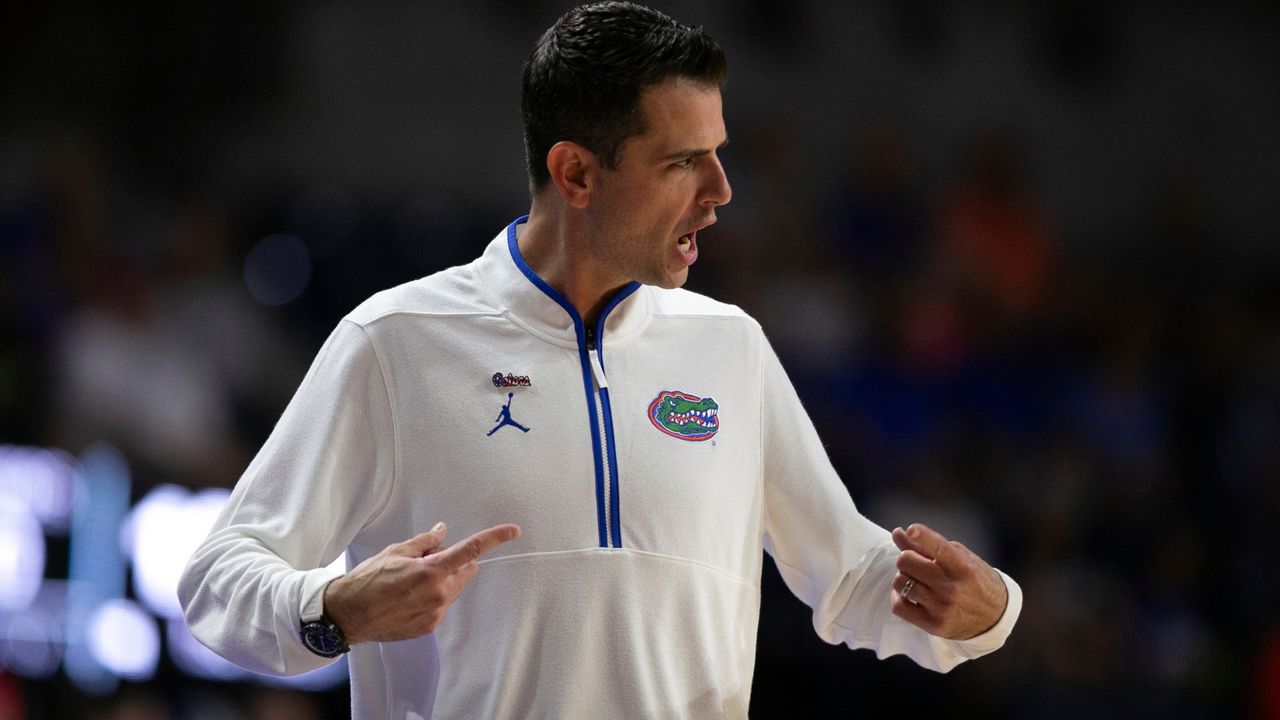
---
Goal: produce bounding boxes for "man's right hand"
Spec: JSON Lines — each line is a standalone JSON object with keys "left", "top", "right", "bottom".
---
{"left": 322, "top": 522, "right": 521, "bottom": 645}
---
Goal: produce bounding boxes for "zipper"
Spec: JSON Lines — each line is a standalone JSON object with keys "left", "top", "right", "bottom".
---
{"left": 588, "top": 325, "right": 624, "bottom": 548}
{"left": 504, "top": 217, "right": 635, "bottom": 550}
{"left": 585, "top": 328, "right": 614, "bottom": 547}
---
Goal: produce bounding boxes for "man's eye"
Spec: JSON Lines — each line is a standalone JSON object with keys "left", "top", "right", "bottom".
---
{"left": 674, "top": 157, "right": 695, "bottom": 169}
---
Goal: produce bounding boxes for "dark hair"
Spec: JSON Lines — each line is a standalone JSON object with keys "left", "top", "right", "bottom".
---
{"left": 521, "top": 1, "right": 727, "bottom": 190}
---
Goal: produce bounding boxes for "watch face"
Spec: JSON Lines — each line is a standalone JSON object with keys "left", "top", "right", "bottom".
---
{"left": 301, "top": 622, "right": 346, "bottom": 657}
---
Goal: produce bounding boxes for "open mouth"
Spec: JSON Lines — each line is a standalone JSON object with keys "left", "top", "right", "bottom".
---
{"left": 676, "top": 230, "right": 698, "bottom": 264}
{"left": 676, "top": 217, "right": 716, "bottom": 266}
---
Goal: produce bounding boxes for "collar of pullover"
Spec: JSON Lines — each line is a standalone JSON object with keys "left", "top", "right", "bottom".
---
{"left": 477, "top": 216, "right": 651, "bottom": 350}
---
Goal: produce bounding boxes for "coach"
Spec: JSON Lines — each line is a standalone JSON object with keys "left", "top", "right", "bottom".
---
{"left": 179, "top": 3, "right": 1021, "bottom": 718}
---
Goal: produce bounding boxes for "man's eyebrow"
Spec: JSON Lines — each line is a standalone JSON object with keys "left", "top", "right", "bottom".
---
{"left": 661, "top": 137, "right": 730, "bottom": 162}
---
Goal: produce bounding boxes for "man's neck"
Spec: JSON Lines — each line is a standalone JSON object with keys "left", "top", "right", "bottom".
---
{"left": 517, "top": 202, "right": 630, "bottom": 328}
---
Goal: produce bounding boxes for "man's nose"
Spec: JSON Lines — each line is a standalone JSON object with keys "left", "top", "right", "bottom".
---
{"left": 701, "top": 156, "right": 732, "bottom": 208}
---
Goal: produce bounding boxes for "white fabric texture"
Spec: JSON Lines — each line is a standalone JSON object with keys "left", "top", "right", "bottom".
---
{"left": 179, "top": 218, "right": 1022, "bottom": 719}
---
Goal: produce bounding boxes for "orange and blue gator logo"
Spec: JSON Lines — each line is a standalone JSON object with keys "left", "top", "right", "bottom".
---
{"left": 647, "top": 390, "right": 719, "bottom": 442}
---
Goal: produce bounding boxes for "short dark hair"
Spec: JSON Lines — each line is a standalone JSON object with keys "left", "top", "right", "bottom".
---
{"left": 521, "top": 1, "right": 728, "bottom": 190}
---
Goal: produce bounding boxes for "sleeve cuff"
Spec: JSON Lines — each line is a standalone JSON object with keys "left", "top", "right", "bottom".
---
{"left": 298, "top": 566, "right": 345, "bottom": 623}
{"left": 954, "top": 568, "right": 1023, "bottom": 657}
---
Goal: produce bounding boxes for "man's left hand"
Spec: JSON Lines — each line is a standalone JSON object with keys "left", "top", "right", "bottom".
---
{"left": 888, "top": 523, "right": 1008, "bottom": 641}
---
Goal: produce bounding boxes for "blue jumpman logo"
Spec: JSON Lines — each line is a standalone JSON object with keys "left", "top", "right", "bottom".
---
{"left": 487, "top": 392, "right": 531, "bottom": 436}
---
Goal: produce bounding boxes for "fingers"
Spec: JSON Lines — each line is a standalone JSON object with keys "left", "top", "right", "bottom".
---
{"left": 457, "top": 560, "right": 479, "bottom": 583}
{"left": 891, "top": 571, "right": 936, "bottom": 607}
{"left": 890, "top": 571, "right": 948, "bottom": 634}
{"left": 891, "top": 586, "right": 938, "bottom": 632}
{"left": 894, "top": 523, "right": 966, "bottom": 575}
{"left": 889, "top": 525, "right": 1011, "bottom": 640}
{"left": 893, "top": 524, "right": 950, "bottom": 560}
{"left": 891, "top": 526, "right": 924, "bottom": 555}
{"left": 416, "top": 522, "right": 520, "bottom": 636}
{"left": 419, "top": 561, "right": 481, "bottom": 635}
{"left": 892, "top": 525, "right": 947, "bottom": 585}
{"left": 397, "top": 522, "right": 448, "bottom": 557}
{"left": 431, "top": 524, "right": 522, "bottom": 573}
{"left": 896, "top": 548, "right": 946, "bottom": 586}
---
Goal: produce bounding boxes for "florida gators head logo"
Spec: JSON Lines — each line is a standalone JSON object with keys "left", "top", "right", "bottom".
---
{"left": 648, "top": 390, "right": 719, "bottom": 442}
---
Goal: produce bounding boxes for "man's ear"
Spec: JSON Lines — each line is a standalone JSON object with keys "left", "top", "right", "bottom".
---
{"left": 546, "top": 141, "right": 594, "bottom": 209}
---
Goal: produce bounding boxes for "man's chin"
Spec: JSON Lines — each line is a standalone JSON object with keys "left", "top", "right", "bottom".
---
{"left": 627, "top": 262, "right": 689, "bottom": 290}
{"left": 651, "top": 268, "right": 689, "bottom": 290}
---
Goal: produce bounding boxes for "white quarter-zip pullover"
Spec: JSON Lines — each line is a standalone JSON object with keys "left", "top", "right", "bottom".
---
{"left": 180, "top": 217, "right": 1022, "bottom": 719}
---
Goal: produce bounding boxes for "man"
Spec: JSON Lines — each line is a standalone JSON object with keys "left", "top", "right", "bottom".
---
{"left": 179, "top": 3, "right": 1022, "bottom": 718}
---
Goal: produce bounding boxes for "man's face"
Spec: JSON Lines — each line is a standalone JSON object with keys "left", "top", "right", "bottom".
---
{"left": 584, "top": 78, "right": 732, "bottom": 290}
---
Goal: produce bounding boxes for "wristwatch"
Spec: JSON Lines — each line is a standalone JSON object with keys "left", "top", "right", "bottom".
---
{"left": 300, "top": 615, "right": 350, "bottom": 658}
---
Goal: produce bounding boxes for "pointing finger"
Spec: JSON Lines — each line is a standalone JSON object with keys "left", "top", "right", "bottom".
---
{"left": 398, "top": 522, "right": 448, "bottom": 557}
{"left": 432, "top": 524, "right": 522, "bottom": 573}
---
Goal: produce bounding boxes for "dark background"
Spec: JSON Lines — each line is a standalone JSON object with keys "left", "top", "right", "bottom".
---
{"left": 2, "top": 1, "right": 1279, "bottom": 718}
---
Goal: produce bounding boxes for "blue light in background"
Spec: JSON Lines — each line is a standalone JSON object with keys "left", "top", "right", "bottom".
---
{"left": 63, "top": 443, "right": 131, "bottom": 695}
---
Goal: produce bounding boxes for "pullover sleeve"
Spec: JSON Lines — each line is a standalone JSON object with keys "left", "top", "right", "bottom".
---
{"left": 178, "top": 319, "right": 397, "bottom": 676}
{"left": 758, "top": 335, "right": 1021, "bottom": 672}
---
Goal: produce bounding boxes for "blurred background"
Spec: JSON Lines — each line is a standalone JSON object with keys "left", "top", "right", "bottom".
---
{"left": 2, "top": 0, "right": 1279, "bottom": 718}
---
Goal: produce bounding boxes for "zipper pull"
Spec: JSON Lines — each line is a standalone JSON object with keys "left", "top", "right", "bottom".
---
{"left": 588, "top": 352, "right": 609, "bottom": 389}
{"left": 584, "top": 329, "right": 608, "bottom": 389}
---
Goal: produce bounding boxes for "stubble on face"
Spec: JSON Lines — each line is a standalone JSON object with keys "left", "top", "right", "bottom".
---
{"left": 584, "top": 191, "right": 692, "bottom": 291}
{"left": 584, "top": 79, "right": 729, "bottom": 292}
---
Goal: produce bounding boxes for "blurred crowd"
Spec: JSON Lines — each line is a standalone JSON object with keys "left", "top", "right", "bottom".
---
{"left": 3, "top": 1, "right": 1279, "bottom": 718}
{"left": 716, "top": 120, "right": 1280, "bottom": 719}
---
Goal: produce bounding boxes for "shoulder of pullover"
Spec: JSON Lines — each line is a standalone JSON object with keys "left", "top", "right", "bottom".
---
{"left": 646, "top": 287, "right": 758, "bottom": 326}
{"left": 344, "top": 259, "right": 494, "bottom": 327}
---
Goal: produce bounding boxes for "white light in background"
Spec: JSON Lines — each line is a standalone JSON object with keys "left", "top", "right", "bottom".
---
{"left": 127, "top": 484, "right": 348, "bottom": 685}
{"left": 85, "top": 599, "right": 159, "bottom": 681}
{"left": 244, "top": 233, "right": 312, "bottom": 306}
{"left": 123, "top": 486, "right": 230, "bottom": 618}
{"left": 0, "top": 497, "right": 44, "bottom": 611}
{"left": 0, "top": 440, "right": 354, "bottom": 691}
{"left": 0, "top": 445, "right": 75, "bottom": 532}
